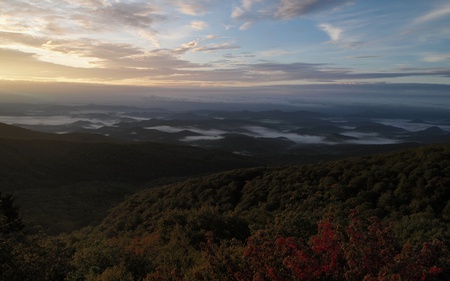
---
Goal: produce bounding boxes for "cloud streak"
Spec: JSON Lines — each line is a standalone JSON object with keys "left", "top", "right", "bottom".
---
{"left": 1, "top": 0, "right": 168, "bottom": 47}
{"left": 319, "top": 23, "right": 342, "bottom": 42}
{"left": 0, "top": 0, "right": 449, "bottom": 88}
{"left": 231, "top": 0, "right": 353, "bottom": 29}
{"left": 275, "top": 0, "right": 352, "bottom": 20}
{"left": 2, "top": 46, "right": 450, "bottom": 86}
{"left": 414, "top": 3, "right": 450, "bottom": 24}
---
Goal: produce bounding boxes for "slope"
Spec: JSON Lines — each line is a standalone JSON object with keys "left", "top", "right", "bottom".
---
{"left": 99, "top": 143, "right": 450, "bottom": 243}
{"left": 58, "top": 143, "right": 450, "bottom": 280}
{"left": 0, "top": 123, "right": 259, "bottom": 233}
{"left": 4, "top": 143, "right": 449, "bottom": 280}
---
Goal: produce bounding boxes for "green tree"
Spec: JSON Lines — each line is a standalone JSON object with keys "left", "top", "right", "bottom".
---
{"left": 0, "top": 192, "right": 23, "bottom": 234}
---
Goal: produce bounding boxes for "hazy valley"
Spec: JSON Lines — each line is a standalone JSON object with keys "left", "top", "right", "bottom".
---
{"left": 0, "top": 102, "right": 449, "bottom": 280}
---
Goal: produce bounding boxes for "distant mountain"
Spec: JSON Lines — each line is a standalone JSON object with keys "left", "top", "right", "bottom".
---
{"left": 191, "top": 133, "right": 297, "bottom": 155}
{"left": 402, "top": 126, "right": 450, "bottom": 143}
{"left": 353, "top": 123, "right": 408, "bottom": 134}
{"left": 208, "top": 109, "right": 329, "bottom": 121}
{"left": 415, "top": 126, "right": 448, "bottom": 136}
{"left": 2, "top": 105, "right": 449, "bottom": 280}
{"left": 3, "top": 107, "right": 450, "bottom": 156}
{"left": 0, "top": 122, "right": 115, "bottom": 143}
{"left": 0, "top": 123, "right": 259, "bottom": 233}
{"left": 289, "top": 125, "right": 345, "bottom": 135}
{"left": 0, "top": 125, "right": 258, "bottom": 189}
{"left": 324, "top": 133, "right": 359, "bottom": 142}
{"left": 408, "top": 119, "right": 427, "bottom": 124}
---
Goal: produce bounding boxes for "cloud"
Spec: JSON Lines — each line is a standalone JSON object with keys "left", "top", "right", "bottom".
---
{"left": 238, "top": 22, "right": 254, "bottom": 31}
{"left": 2, "top": 43, "right": 450, "bottom": 87}
{"left": 0, "top": 46, "right": 208, "bottom": 83}
{"left": 414, "top": 3, "right": 450, "bottom": 24}
{"left": 0, "top": 0, "right": 168, "bottom": 47}
{"left": 259, "top": 49, "right": 298, "bottom": 57}
{"left": 176, "top": 35, "right": 226, "bottom": 54}
{"left": 317, "top": 22, "right": 365, "bottom": 49}
{"left": 421, "top": 53, "right": 450, "bottom": 63}
{"left": 319, "top": 23, "right": 342, "bottom": 42}
{"left": 347, "top": 55, "right": 383, "bottom": 59}
{"left": 242, "top": 0, "right": 263, "bottom": 10}
{"left": 231, "top": 4, "right": 260, "bottom": 30}
{"left": 275, "top": 0, "right": 352, "bottom": 20}
{"left": 231, "top": 0, "right": 353, "bottom": 30}
{"left": 181, "top": 40, "right": 200, "bottom": 49}
{"left": 192, "top": 41, "right": 240, "bottom": 53}
{"left": 243, "top": 62, "right": 450, "bottom": 82}
{"left": 170, "top": 0, "right": 218, "bottom": 16}
{"left": 190, "top": 21, "right": 208, "bottom": 30}
{"left": 41, "top": 39, "right": 143, "bottom": 61}
{"left": 0, "top": 31, "right": 48, "bottom": 47}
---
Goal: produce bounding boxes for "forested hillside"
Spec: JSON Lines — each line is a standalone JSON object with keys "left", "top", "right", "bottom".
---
{"left": 1, "top": 144, "right": 448, "bottom": 280}
{"left": 0, "top": 123, "right": 258, "bottom": 233}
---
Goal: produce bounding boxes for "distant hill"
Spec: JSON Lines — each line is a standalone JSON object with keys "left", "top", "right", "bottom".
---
{"left": 0, "top": 122, "right": 117, "bottom": 143}
{"left": 0, "top": 123, "right": 258, "bottom": 191}
{"left": 0, "top": 123, "right": 259, "bottom": 233}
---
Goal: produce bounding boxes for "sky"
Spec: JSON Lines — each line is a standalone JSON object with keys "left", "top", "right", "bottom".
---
{"left": 0, "top": 0, "right": 450, "bottom": 105}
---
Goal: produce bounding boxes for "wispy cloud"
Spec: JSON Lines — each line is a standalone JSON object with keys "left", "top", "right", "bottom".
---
{"left": 192, "top": 41, "right": 240, "bottom": 53}
{"left": 348, "top": 55, "right": 382, "bottom": 59}
{"left": 2, "top": 45, "right": 450, "bottom": 86}
{"left": 421, "top": 53, "right": 450, "bottom": 63}
{"left": 170, "top": 0, "right": 218, "bottom": 16}
{"left": 275, "top": 0, "right": 352, "bottom": 20}
{"left": 259, "top": 49, "right": 299, "bottom": 57}
{"left": 0, "top": 0, "right": 168, "bottom": 47}
{"left": 190, "top": 21, "right": 208, "bottom": 30}
{"left": 319, "top": 23, "right": 342, "bottom": 42}
{"left": 414, "top": 3, "right": 450, "bottom": 24}
{"left": 1, "top": 1, "right": 449, "bottom": 87}
{"left": 231, "top": 0, "right": 352, "bottom": 30}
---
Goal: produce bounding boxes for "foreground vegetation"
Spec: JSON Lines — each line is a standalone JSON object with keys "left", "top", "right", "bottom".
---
{"left": 1, "top": 143, "right": 449, "bottom": 280}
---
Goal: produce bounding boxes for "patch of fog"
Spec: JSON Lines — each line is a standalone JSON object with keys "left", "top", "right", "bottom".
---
{"left": 260, "top": 119, "right": 282, "bottom": 124}
{"left": 244, "top": 126, "right": 326, "bottom": 144}
{"left": 373, "top": 119, "right": 450, "bottom": 132}
{"left": 342, "top": 131, "right": 382, "bottom": 138}
{"left": 0, "top": 115, "right": 78, "bottom": 126}
{"left": 82, "top": 123, "right": 104, "bottom": 129}
{"left": 233, "top": 151, "right": 252, "bottom": 156}
{"left": 341, "top": 131, "right": 399, "bottom": 145}
{"left": 119, "top": 115, "right": 152, "bottom": 121}
{"left": 325, "top": 117, "right": 347, "bottom": 123}
{"left": 145, "top": 125, "right": 184, "bottom": 133}
{"left": 182, "top": 135, "right": 225, "bottom": 142}
{"left": 145, "top": 125, "right": 227, "bottom": 136}
{"left": 0, "top": 115, "right": 121, "bottom": 127}
{"left": 286, "top": 133, "right": 327, "bottom": 144}
{"left": 348, "top": 138, "right": 400, "bottom": 145}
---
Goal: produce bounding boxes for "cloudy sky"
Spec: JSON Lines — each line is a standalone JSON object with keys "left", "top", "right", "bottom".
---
{"left": 0, "top": 0, "right": 450, "bottom": 104}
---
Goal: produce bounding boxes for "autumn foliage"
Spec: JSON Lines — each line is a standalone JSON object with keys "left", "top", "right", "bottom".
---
{"left": 2, "top": 144, "right": 450, "bottom": 280}
{"left": 199, "top": 211, "right": 449, "bottom": 281}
